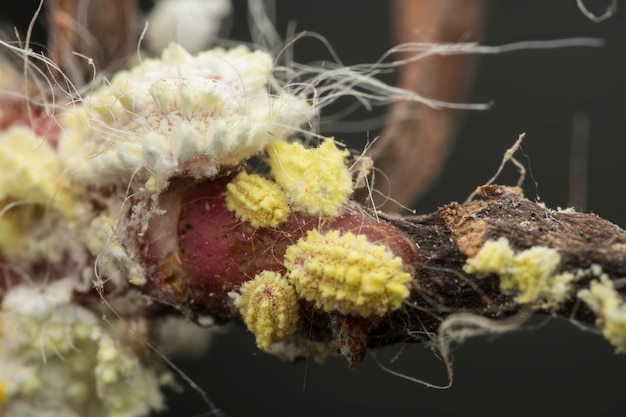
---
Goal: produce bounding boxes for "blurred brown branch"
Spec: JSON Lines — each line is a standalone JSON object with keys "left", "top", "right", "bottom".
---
{"left": 47, "top": 0, "right": 139, "bottom": 84}
{"left": 367, "top": 0, "right": 485, "bottom": 211}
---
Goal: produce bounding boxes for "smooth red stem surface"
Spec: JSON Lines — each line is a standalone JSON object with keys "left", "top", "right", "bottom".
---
{"left": 144, "top": 177, "right": 419, "bottom": 316}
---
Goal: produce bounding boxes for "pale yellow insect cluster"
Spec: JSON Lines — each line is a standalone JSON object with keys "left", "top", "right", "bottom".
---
{"left": 0, "top": 126, "right": 81, "bottom": 262}
{"left": 234, "top": 229, "right": 412, "bottom": 349}
{"left": 224, "top": 171, "right": 290, "bottom": 228}
{"left": 225, "top": 137, "right": 354, "bottom": 227}
{"left": 0, "top": 279, "right": 165, "bottom": 417}
{"left": 235, "top": 271, "right": 300, "bottom": 350}
{"left": 0, "top": 127, "right": 74, "bottom": 214}
{"left": 268, "top": 138, "right": 353, "bottom": 217}
{"left": 464, "top": 237, "right": 575, "bottom": 306}
{"left": 285, "top": 229, "right": 411, "bottom": 316}
{"left": 229, "top": 137, "right": 409, "bottom": 347}
{"left": 578, "top": 274, "right": 626, "bottom": 353}
{"left": 0, "top": 37, "right": 398, "bottom": 414}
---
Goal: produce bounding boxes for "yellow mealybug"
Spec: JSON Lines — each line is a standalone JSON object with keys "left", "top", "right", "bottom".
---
{"left": 0, "top": 126, "right": 75, "bottom": 216}
{"left": 235, "top": 271, "right": 300, "bottom": 350}
{"left": 464, "top": 237, "right": 574, "bottom": 305}
{"left": 285, "top": 229, "right": 411, "bottom": 317}
{"left": 267, "top": 138, "right": 353, "bottom": 217}
{"left": 0, "top": 127, "right": 80, "bottom": 260}
{"left": 578, "top": 275, "right": 626, "bottom": 353}
{"left": 225, "top": 171, "right": 291, "bottom": 228}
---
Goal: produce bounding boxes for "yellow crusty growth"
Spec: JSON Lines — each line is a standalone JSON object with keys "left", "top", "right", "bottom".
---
{"left": 0, "top": 127, "right": 75, "bottom": 215}
{"left": 0, "top": 280, "right": 165, "bottom": 417}
{"left": 285, "top": 229, "right": 411, "bottom": 316}
{"left": 578, "top": 275, "right": 626, "bottom": 353}
{"left": 225, "top": 171, "right": 290, "bottom": 227}
{"left": 235, "top": 271, "right": 300, "bottom": 350}
{"left": 0, "top": 127, "right": 79, "bottom": 260}
{"left": 464, "top": 237, "right": 575, "bottom": 305}
{"left": 267, "top": 138, "right": 353, "bottom": 217}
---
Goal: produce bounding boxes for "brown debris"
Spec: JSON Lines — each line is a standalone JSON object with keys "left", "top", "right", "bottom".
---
{"left": 439, "top": 200, "right": 488, "bottom": 257}
{"left": 439, "top": 185, "right": 524, "bottom": 256}
{"left": 329, "top": 313, "right": 379, "bottom": 369}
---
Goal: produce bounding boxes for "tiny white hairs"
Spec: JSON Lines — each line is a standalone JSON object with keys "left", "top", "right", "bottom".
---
{"left": 576, "top": 0, "right": 617, "bottom": 23}
{"left": 145, "top": 0, "right": 232, "bottom": 54}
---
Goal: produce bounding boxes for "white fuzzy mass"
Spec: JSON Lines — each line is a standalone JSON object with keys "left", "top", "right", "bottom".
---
{"left": 58, "top": 44, "right": 315, "bottom": 191}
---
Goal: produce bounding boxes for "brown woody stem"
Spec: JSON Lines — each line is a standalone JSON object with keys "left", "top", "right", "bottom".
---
{"left": 271, "top": 185, "right": 626, "bottom": 367}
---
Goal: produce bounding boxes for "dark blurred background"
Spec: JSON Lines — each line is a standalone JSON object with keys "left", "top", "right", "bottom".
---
{"left": 3, "top": 1, "right": 626, "bottom": 416}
